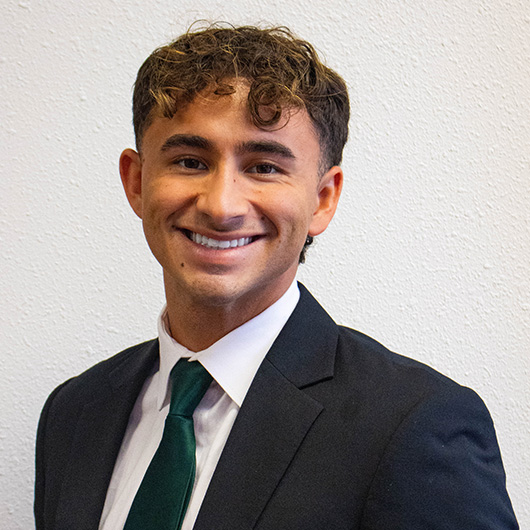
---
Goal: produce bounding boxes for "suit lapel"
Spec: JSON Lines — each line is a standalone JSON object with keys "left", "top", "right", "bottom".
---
{"left": 54, "top": 340, "right": 158, "bottom": 530}
{"left": 194, "top": 285, "right": 338, "bottom": 530}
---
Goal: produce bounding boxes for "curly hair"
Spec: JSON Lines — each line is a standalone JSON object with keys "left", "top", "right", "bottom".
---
{"left": 132, "top": 23, "right": 350, "bottom": 261}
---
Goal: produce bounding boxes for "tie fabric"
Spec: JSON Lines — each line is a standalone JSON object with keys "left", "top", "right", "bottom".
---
{"left": 124, "top": 359, "right": 213, "bottom": 530}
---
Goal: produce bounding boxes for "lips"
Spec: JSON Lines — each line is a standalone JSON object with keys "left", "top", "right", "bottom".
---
{"left": 184, "top": 229, "right": 255, "bottom": 250}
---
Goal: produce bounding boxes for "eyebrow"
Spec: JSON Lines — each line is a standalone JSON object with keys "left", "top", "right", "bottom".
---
{"left": 160, "top": 134, "right": 212, "bottom": 152}
{"left": 236, "top": 140, "right": 296, "bottom": 160}
{"left": 160, "top": 134, "right": 295, "bottom": 160}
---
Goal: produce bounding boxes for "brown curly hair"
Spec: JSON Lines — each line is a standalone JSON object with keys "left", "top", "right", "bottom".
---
{"left": 132, "top": 23, "right": 350, "bottom": 261}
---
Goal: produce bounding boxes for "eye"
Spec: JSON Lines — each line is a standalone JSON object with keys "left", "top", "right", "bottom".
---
{"left": 175, "top": 157, "right": 207, "bottom": 170}
{"left": 247, "top": 163, "right": 279, "bottom": 175}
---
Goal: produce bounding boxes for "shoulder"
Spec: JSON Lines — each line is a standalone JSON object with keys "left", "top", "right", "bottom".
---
{"left": 36, "top": 339, "right": 159, "bottom": 467}
{"left": 296, "top": 284, "right": 465, "bottom": 398}
{"left": 322, "top": 327, "right": 517, "bottom": 527}
{"left": 294, "top": 284, "right": 476, "bottom": 416}
{"left": 334, "top": 324, "right": 465, "bottom": 400}
{"left": 333, "top": 328, "right": 518, "bottom": 528}
{"left": 301, "top": 321, "right": 486, "bottom": 452}
{"left": 40, "top": 339, "right": 158, "bottom": 418}
{"left": 316, "top": 324, "right": 497, "bottom": 460}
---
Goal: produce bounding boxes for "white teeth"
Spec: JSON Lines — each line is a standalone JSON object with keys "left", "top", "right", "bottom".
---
{"left": 189, "top": 231, "right": 252, "bottom": 249}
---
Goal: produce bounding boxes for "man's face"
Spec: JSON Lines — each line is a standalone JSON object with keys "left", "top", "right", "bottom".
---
{"left": 120, "top": 84, "right": 342, "bottom": 316}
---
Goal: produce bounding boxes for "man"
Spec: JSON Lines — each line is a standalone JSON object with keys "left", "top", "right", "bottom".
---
{"left": 35, "top": 24, "right": 518, "bottom": 529}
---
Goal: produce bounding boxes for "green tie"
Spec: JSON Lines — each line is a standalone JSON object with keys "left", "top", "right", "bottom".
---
{"left": 124, "top": 359, "right": 213, "bottom": 530}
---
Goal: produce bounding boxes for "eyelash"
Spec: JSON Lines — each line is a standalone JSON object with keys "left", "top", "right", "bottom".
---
{"left": 172, "top": 157, "right": 283, "bottom": 176}
{"left": 174, "top": 157, "right": 207, "bottom": 170}
{"left": 247, "top": 163, "right": 280, "bottom": 175}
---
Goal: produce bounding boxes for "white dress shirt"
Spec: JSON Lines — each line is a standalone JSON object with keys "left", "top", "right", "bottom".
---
{"left": 99, "top": 281, "right": 300, "bottom": 530}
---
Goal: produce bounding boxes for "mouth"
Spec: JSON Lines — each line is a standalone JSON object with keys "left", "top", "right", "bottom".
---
{"left": 183, "top": 229, "right": 257, "bottom": 250}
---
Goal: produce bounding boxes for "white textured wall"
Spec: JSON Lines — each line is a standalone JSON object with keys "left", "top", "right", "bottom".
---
{"left": 2, "top": 0, "right": 528, "bottom": 527}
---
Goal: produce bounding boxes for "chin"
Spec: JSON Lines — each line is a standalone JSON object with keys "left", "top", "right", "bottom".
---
{"left": 184, "top": 277, "right": 248, "bottom": 306}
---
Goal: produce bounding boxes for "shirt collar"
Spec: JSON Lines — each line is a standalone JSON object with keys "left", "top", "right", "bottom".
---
{"left": 156, "top": 280, "right": 300, "bottom": 409}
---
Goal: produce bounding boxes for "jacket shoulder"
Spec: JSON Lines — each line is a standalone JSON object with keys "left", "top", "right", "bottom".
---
{"left": 38, "top": 338, "right": 158, "bottom": 434}
{"left": 335, "top": 325, "right": 464, "bottom": 397}
{"left": 333, "top": 328, "right": 519, "bottom": 528}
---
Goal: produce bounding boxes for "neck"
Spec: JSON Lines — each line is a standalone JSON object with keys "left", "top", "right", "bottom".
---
{"left": 164, "top": 303, "right": 250, "bottom": 352}
{"left": 163, "top": 277, "right": 294, "bottom": 352}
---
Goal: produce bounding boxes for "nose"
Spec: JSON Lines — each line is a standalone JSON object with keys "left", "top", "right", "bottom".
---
{"left": 195, "top": 164, "right": 249, "bottom": 227}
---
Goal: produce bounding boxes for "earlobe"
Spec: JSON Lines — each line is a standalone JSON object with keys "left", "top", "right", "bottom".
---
{"left": 308, "top": 166, "right": 343, "bottom": 237}
{"left": 119, "top": 148, "right": 143, "bottom": 219}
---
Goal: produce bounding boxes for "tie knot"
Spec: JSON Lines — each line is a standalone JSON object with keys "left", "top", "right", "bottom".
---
{"left": 168, "top": 359, "right": 213, "bottom": 417}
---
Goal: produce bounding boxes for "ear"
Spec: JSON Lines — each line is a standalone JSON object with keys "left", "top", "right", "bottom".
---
{"left": 119, "top": 148, "right": 143, "bottom": 219}
{"left": 308, "top": 166, "right": 343, "bottom": 237}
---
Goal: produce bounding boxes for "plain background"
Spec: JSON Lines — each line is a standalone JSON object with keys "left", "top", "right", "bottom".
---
{"left": 1, "top": 0, "right": 528, "bottom": 527}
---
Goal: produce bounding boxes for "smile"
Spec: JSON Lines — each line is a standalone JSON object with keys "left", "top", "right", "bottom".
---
{"left": 184, "top": 230, "right": 255, "bottom": 250}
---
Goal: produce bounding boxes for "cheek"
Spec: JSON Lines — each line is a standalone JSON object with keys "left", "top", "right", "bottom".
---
{"left": 269, "top": 198, "right": 315, "bottom": 240}
{"left": 277, "top": 189, "right": 317, "bottom": 222}
{"left": 143, "top": 183, "right": 185, "bottom": 218}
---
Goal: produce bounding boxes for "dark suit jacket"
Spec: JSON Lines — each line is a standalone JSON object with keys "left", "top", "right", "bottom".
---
{"left": 35, "top": 284, "right": 518, "bottom": 529}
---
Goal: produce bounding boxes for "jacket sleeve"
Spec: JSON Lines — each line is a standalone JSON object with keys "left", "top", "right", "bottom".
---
{"left": 361, "top": 385, "right": 519, "bottom": 529}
